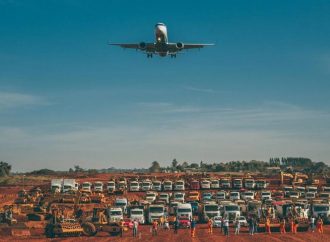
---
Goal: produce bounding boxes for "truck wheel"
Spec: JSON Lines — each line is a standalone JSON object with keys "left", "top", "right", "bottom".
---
{"left": 45, "top": 224, "right": 56, "bottom": 238}
{"left": 82, "top": 222, "right": 97, "bottom": 236}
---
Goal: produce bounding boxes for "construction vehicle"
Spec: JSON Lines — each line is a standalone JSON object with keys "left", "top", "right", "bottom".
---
{"left": 51, "top": 179, "right": 63, "bottom": 193}
{"left": 80, "top": 208, "right": 122, "bottom": 236}
{"left": 62, "top": 179, "right": 79, "bottom": 193}
{"left": 45, "top": 208, "right": 83, "bottom": 238}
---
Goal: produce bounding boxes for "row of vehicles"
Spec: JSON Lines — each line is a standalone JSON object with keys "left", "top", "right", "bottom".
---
{"left": 51, "top": 178, "right": 271, "bottom": 193}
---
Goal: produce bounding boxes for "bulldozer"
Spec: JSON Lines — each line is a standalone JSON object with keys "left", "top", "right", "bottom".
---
{"left": 80, "top": 207, "right": 122, "bottom": 236}
{"left": 45, "top": 207, "right": 83, "bottom": 238}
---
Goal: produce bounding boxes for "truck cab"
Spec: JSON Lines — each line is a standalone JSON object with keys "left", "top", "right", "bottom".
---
{"left": 174, "top": 180, "right": 185, "bottom": 191}
{"left": 232, "top": 179, "right": 243, "bottom": 189}
{"left": 145, "top": 192, "right": 157, "bottom": 203}
{"left": 211, "top": 179, "right": 220, "bottom": 189}
{"left": 229, "top": 191, "right": 240, "bottom": 201}
{"left": 94, "top": 181, "right": 104, "bottom": 192}
{"left": 310, "top": 204, "right": 330, "bottom": 223}
{"left": 221, "top": 178, "right": 231, "bottom": 189}
{"left": 129, "top": 181, "right": 140, "bottom": 192}
{"left": 147, "top": 205, "right": 165, "bottom": 224}
{"left": 159, "top": 192, "right": 170, "bottom": 204}
{"left": 261, "top": 191, "right": 272, "bottom": 200}
{"left": 244, "top": 179, "right": 255, "bottom": 189}
{"left": 173, "top": 192, "right": 185, "bottom": 203}
{"left": 255, "top": 180, "right": 267, "bottom": 190}
{"left": 115, "top": 198, "right": 128, "bottom": 214}
{"left": 129, "top": 207, "right": 145, "bottom": 224}
{"left": 163, "top": 180, "right": 173, "bottom": 191}
{"left": 81, "top": 182, "right": 92, "bottom": 193}
{"left": 107, "top": 181, "right": 116, "bottom": 193}
{"left": 214, "top": 191, "right": 226, "bottom": 201}
{"left": 62, "top": 179, "right": 78, "bottom": 193}
{"left": 283, "top": 186, "right": 294, "bottom": 197}
{"left": 241, "top": 191, "right": 254, "bottom": 200}
{"left": 109, "top": 207, "right": 123, "bottom": 222}
{"left": 203, "top": 203, "right": 220, "bottom": 222}
{"left": 51, "top": 179, "right": 63, "bottom": 193}
{"left": 190, "top": 180, "right": 200, "bottom": 190}
{"left": 222, "top": 203, "right": 241, "bottom": 222}
{"left": 152, "top": 180, "right": 162, "bottom": 191}
{"left": 176, "top": 203, "right": 193, "bottom": 221}
{"left": 142, "top": 180, "right": 152, "bottom": 191}
{"left": 200, "top": 180, "right": 211, "bottom": 190}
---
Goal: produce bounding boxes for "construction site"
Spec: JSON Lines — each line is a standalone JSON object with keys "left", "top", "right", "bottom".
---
{"left": 0, "top": 170, "right": 330, "bottom": 241}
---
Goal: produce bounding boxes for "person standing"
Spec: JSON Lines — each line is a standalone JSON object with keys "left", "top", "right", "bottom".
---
{"left": 310, "top": 216, "right": 315, "bottom": 232}
{"left": 280, "top": 219, "right": 286, "bottom": 234}
{"left": 152, "top": 220, "right": 159, "bottom": 236}
{"left": 223, "top": 218, "right": 229, "bottom": 236}
{"left": 235, "top": 219, "right": 240, "bottom": 235}
{"left": 120, "top": 219, "right": 125, "bottom": 237}
{"left": 133, "top": 220, "right": 138, "bottom": 237}
{"left": 316, "top": 217, "right": 324, "bottom": 233}
{"left": 174, "top": 218, "right": 179, "bottom": 234}
{"left": 190, "top": 218, "right": 196, "bottom": 238}
{"left": 265, "top": 218, "right": 271, "bottom": 234}
{"left": 253, "top": 218, "right": 258, "bottom": 234}
{"left": 207, "top": 219, "right": 213, "bottom": 234}
{"left": 248, "top": 217, "right": 254, "bottom": 235}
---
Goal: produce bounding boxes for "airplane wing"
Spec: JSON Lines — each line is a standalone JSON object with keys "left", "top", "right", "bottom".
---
{"left": 167, "top": 43, "right": 214, "bottom": 52}
{"left": 109, "top": 42, "right": 155, "bottom": 52}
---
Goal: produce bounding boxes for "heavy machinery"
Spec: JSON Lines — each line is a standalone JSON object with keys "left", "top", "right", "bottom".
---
{"left": 45, "top": 207, "right": 83, "bottom": 238}
{"left": 81, "top": 208, "right": 122, "bottom": 236}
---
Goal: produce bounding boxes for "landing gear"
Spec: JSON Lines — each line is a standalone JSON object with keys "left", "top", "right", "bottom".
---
{"left": 147, "top": 53, "right": 153, "bottom": 58}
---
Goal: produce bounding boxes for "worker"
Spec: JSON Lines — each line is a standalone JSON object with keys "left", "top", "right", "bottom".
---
{"left": 207, "top": 219, "right": 213, "bottom": 234}
{"left": 99, "top": 210, "right": 107, "bottom": 224}
{"left": 235, "top": 219, "right": 241, "bottom": 235}
{"left": 164, "top": 217, "right": 170, "bottom": 230}
{"left": 132, "top": 219, "right": 138, "bottom": 237}
{"left": 160, "top": 216, "right": 164, "bottom": 228}
{"left": 265, "top": 218, "right": 271, "bottom": 234}
{"left": 223, "top": 218, "right": 229, "bottom": 236}
{"left": 120, "top": 219, "right": 125, "bottom": 237}
{"left": 254, "top": 217, "right": 259, "bottom": 234}
{"left": 152, "top": 219, "right": 158, "bottom": 236}
{"left": 174, "top": 218, "right": 179, "bottom": 234}
{"left": 310, "top": 216, "right": 315, "bottom": 232}
{"left": 293, "top": 219, "right": 299, "bottom": 233}
{"left": 190, "top": 218, "right": 196, "bottom": 238}
{"left": 316, "top": 217, "right": 324, "bottom": 233}
{"left": 248, "top": 217, "right": 254, "bottom": 235}
{"left": 280, "top": 219, "right": 286, "bottom": 234}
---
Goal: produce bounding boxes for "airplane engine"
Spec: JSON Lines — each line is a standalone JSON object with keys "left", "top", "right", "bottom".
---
{"left": 139, "top": 42, "right": 147, "bottom": 50}
{"left": 176, "top": 42, "right": 184, "bottom": 50}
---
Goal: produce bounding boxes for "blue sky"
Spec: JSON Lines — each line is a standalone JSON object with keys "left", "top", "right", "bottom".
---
{"left": 0, "top": 0, "right": 329, "bottom": 171}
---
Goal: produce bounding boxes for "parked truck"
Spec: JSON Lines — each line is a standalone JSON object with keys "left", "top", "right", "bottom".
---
{"left": 93, "top": 181, "right": 104, "bottom": 192}
{"left": 147, "top": 204, "right": 165, "bottom": 224}
{"left": 202, "top": 202, "right": 220, "bottom": 222}
{"left": 62, "top": 179, "right": 78, "bottom": 193}
{"left": 51, "top": 179, "right": 63, "bottom": 193}
{"left": 232, "top": 179, "right": 243, "bottom": 189}
{"left": 244, "top": 179, "right": 255, "bottom": 189}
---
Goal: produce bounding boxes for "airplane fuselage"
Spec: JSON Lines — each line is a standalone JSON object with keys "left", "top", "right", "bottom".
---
{"left": 154, "top": 23, "right": 169, "bottom": 56}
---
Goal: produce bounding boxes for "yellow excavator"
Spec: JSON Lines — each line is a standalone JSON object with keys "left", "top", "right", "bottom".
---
{"left": 280, "top": 172, "right": 309, "bottom": 186}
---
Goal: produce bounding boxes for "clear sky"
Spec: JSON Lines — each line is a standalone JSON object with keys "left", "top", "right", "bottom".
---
{"left": 0, "top": 0, "right": 330, "bottom": 171}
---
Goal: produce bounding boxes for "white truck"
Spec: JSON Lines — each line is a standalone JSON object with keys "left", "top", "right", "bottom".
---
{"left": 107, "top": 181, "right": 116, "bottom": 193}
{"left": 241, "top": 191, "right": 255, "bottom": 200}
{"left": 62, "top": 179, "right": 78, "bottom": 193}
{"left": 211, "top": 179, "right": 220, "bottom": 189}
{"left": 244, "top": 179, "right": 255, "bottom": 189}
{"left": 232, "top": 179, "right": 243, "bottom": 189}
{"left": 159, "top": 192, "right": 170, "bottom": 204}
{"left": 152, "top": 180, "right": 162, "bottom": 191}
{"left": 214, "top": 191, "right": 226, "bottom": 201}
{"left": 115, "top": 198, "right": 128, "bottom": 214}
{"left": 220, "top": 178, "right": 231, "bottom": 189}
{"left": 147, "top": 204, "right": 165, "bottom": 224}
{"left": 145, "top": 192, "right": 157, "bottom": 203}
{"left": 202, "top": 203, "right": 220, "bottom": 222}
{"left": 222, "top": 203, "right": 241, "bottom": 222}
{"left": 261, "top": 191, "right": 272, "bottom": 200}
{"left": 229, "top": 191, "right": 240, "bottom": 200}
{"left": 173, "top": 192, "right": 185, "bottom": 203}
{"left": 93, "top": 181, "right": 104, "bottom": 192}
{"left": 129, "top": 206, "right": 145, "bottom": 224}
{"left": 109, "top": 207, "right": 123, "bottom": 222}
{"left": 174, "top": 180, "right": 185, "bottom": 191}
{"left": 81, "top": 182, "right": 92, "bottom": 192}
{"left": 163, "top": 180, "right": 173, "bottom": 191}
{"left": 310, "top": 204, "right": 330, "bottom": 223}
{"left": 129, "top": 181, "right": 140, "bottom": 192}
{"left": 255, "top": 180, "right": 268, "bottom": 189}
{"left": 200, "top": 180, "right": 211, "bottom": 189}
{"left": 51, "top": 179, "right": 63, "bottom": 193}
{"left": 176, "top": 203, "right": 193, "bottom": 221}
{"left": 141, "top": 180, "right": 152, "bottom": 191}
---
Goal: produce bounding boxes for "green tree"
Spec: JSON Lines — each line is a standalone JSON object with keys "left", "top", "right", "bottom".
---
{"left": 0, "top": 161, "right": 11, "bottom": 177}
{"left": 149, "top": 161, "right": 161, "bottom": 173}
{"left": 172, "top": 159, "right": 178, "bottom": 170}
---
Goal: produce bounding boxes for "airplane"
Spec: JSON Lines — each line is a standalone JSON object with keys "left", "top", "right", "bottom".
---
{"left": 109, "top": 23, "right": 214, "bottom": 58}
